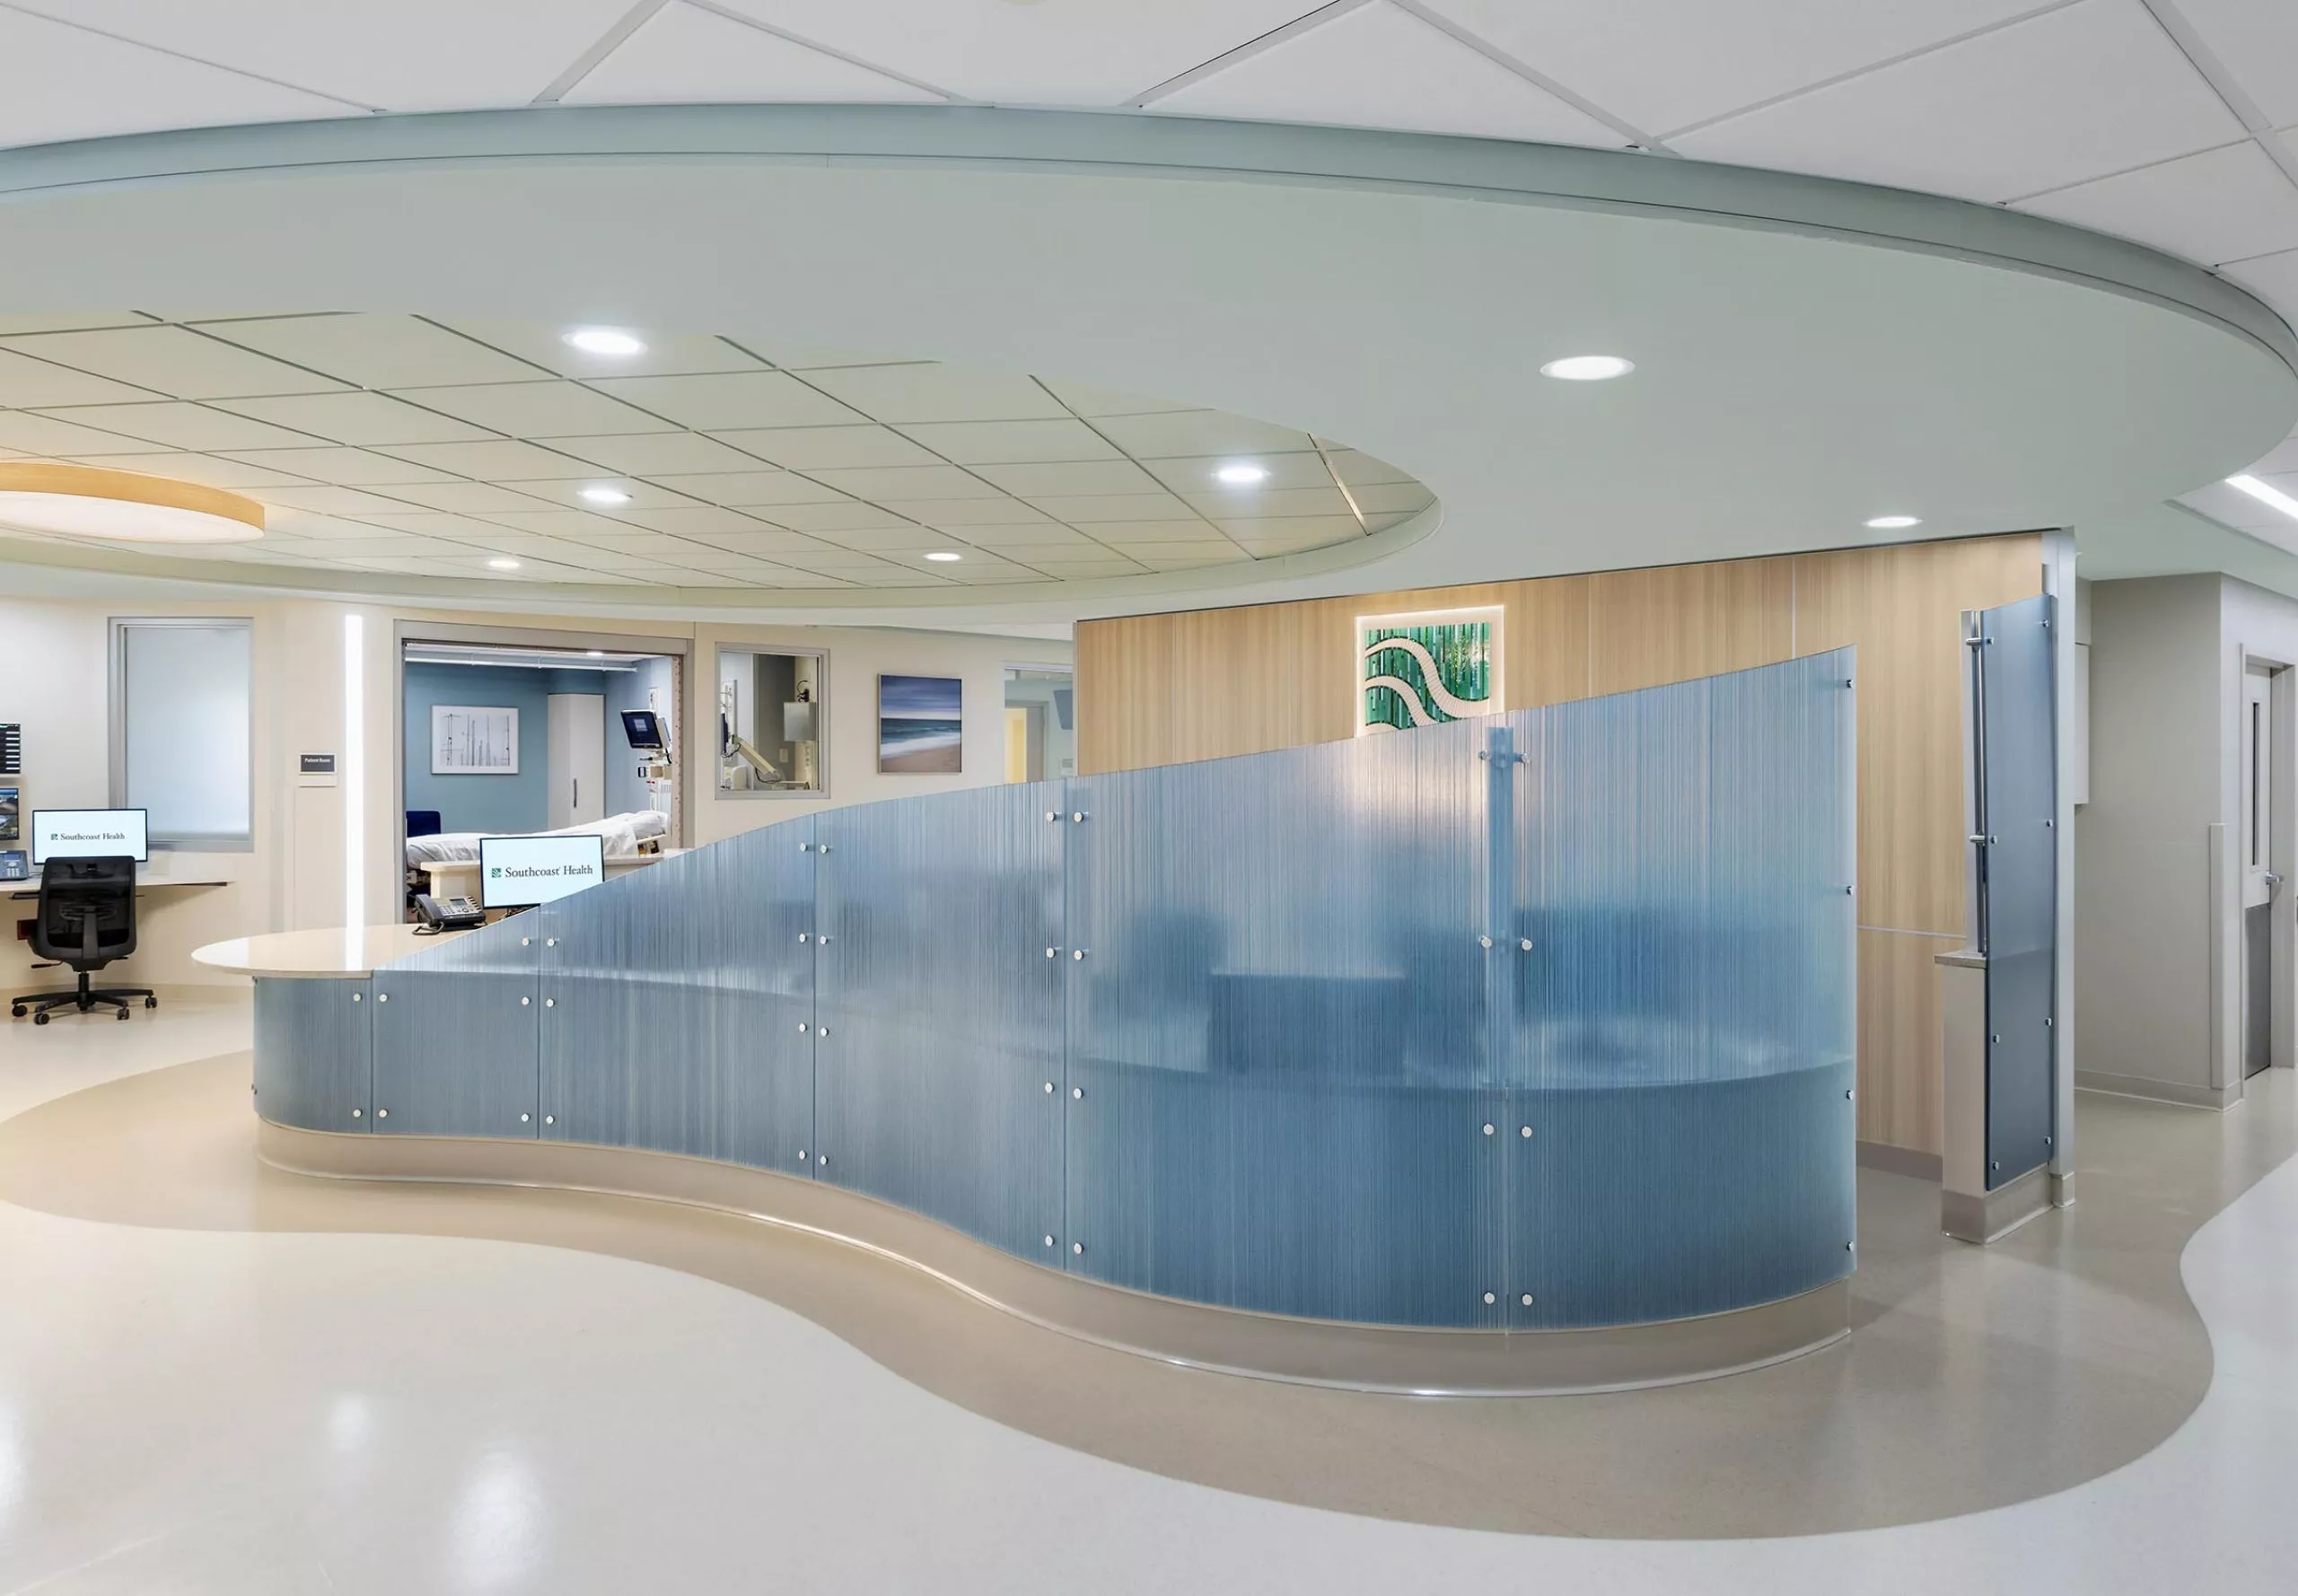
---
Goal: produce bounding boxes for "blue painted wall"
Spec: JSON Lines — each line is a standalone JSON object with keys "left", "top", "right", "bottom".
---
{"left": 402, "top": 663, "right": 610, "bottom": 835}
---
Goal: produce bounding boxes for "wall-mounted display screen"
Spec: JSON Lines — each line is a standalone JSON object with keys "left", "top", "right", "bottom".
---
{"left": 479, "top": 832, "right": 604, "bottom": 908}
{"left": 30, "top": 808, "right": 150, "bottom": 864}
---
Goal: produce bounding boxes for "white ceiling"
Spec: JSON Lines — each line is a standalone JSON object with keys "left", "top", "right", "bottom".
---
{"left": 0, "top": 313, "right": 1425, "bottom": 589}
{"left": 0, "top": 0, "right": 2291, "bottom": 597}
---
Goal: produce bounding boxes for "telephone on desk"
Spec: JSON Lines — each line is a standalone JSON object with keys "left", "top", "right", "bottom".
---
{"left": 414, "top": 894, "right": 485, "bottom": 934}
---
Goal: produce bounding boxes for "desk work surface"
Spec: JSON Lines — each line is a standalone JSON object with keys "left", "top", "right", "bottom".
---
{"left": 193, "top": 924, "right": 475, "bottom": 980}
{"left": 9, "top": 875, "right": 227, "bottom": 899}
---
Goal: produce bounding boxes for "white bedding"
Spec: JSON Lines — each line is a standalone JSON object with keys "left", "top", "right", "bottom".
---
{"left": 405, "top": 810, "right": 668, "bottom": 867}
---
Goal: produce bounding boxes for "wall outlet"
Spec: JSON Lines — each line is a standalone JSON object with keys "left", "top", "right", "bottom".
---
{"left": 15, "top": 918, "right": 32, "bottom": 942}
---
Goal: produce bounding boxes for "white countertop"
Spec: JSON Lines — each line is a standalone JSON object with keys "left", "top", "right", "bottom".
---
{"left": 193, "top": 923, "right": 476, "bottom": 979}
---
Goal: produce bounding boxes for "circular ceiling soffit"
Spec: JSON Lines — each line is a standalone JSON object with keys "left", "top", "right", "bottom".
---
{"left": 0, "top": 462, "right": 264, "bottom": 543}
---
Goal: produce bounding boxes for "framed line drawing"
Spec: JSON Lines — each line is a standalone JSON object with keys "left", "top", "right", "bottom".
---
{"left": 432, "top": 705, "right": 519, "bottom": 775}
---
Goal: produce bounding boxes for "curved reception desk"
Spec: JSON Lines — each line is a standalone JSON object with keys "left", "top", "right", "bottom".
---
{"left": 210, "top": 653, "right": 1860, "bottom": 1394}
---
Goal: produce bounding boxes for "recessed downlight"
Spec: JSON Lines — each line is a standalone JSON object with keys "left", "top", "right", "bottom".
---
{"left": 1539, "top": 355, "right": 1634, "bottom": 381}
{"left": 487, "top": 557, "right": 522, "bottom": 571}
{"left": 923, "top": 550, "right": 964, "bottom": 562}
{"left": 579, "top": 485, "right": 633, "bottom": 505}
{"left": 1864, "top": 514, "right": 1922, "bottom": 530}
{"left": 1215, "top": 462, "right": 1270, "bottom": 486}
{"left": 2229, "top": 474, "right": 2298, "bottom": 522}
{"left": 586, "top": 650, "right": 605, "bottom": 658}
{"left": 564, "top": 328, "right": 645, "bottom": 357}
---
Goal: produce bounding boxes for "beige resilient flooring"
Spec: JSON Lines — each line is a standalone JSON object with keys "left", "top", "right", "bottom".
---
{"left": 0, "top": 1006, "right": 2291, "bottom": 1541}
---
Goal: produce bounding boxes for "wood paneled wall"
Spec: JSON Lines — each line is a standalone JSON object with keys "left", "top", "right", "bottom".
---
{"left": 1074, "top": 535, "right": 2044, "bottom": 1157}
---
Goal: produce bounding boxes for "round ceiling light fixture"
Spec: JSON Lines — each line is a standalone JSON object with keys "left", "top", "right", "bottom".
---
{"left": 0, "top": 462, "right": 263, "bottom": 543}
{"left": 923, "top": 550, "right": 963, "bottom": 562}
{"left": 1864, "top": 514, "right": 1922, "bottom": 530}
{"left": 564, "top": 328, "right": 646, "bottom": 356}
{"left": 1215, "top": 462, "right": 1270, "bottom": 485}
{"left": 1539, "top": 355, "right": 1635, "bottom": 381}
{"left": 578, "top": 485, "right": 633, "bottom": 505}
{"left": 487, "top": 557, "right": 522, "bottom": 571}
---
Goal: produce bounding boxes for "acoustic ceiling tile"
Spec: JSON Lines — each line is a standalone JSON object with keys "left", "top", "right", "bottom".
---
{"left": 0, "top": 324, "right": 352, "bottom": 400}
{"left": 357, "top": 479, "right": 562, "bottom": 513}
{"left": 643, "top": 470, "right": 852, "bottom": 507}
{"left": 1025, "top": 492, "right": 1197, "bottom": 522}
{"left": 544, "top": 432, "right": 770, "bottom": 476}
{"left": 207, "top": 390, "right": 501, "bottom": 446}
{"left": 503, "top": 478, "right": 706, "bottom": 512}
{"left": 0, "top": 412, "right": 153, "bottom": 455}
{"left": 892, "top": 417, "right": 1122, "bottom": 464}
{"left": 708, "top": 425, "right": 941, "bottom": 470}
{"left": 374, "top": 439, "right": 601, "bottom": 481}
{"left": 876, "top": 497, "right": 1054, "bottom": 527}
{"left": 1142, "top": 452, "right": 1338, "bottom": 495}
{"left": 811, "top": 464, "right": 1004, "bottom": 500}
{"left": 799, "top": 363, "right": 1068, "bottom": 424}
{"left": 432, "top": 319, "right": 769, "bottom": 381}
{"left": 390, "top": 381, "right": 680, "bottom": 439}
{"left": 590, "top": 372, "right": 867, "bottom": 431}
{"left": 201, "top": 314, "right": 546, "bottom": 390}
{"left": 747, "top": 501, "right": 924, "bottom": 533}
{"left": 0, "top": 350, "right": 162, "bottom": 408}
{"left": 2175, "top": 0, "right": 2298, "bottom": 128}
{"left": 30, "top": 401, "right": 323, "bottom": 452}
{"left": 968, "top": 460, "right": 1163, "bottom": 497}
{"left": 605, "top": 505, "right": 779, "bottom": 536}
{"left": 1032, "top": 377, "right": 1202, "bottom": 417}
{"left": 216, "top": 446, "right": 460, "bottom": 485}
{"left": 1089, "top": 409, "right": 1318, "bottom": 459}
{"left": 565, "top": 1, "right": 941, "bottom": 106}
{"left": 1184, "top": 485, "right": 1355, "bottom": 520}
{"left": 2018, "top": 139, "right": 2298, "bottom": 267}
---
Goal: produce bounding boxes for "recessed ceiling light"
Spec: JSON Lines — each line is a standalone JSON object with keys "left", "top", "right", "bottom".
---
{"left": 0, "top": 462, "right": 263, "bottom": 543}
{"left": 1539, "top": 355, "right": 1635, "bottom": 381}
{"left": 487, "top": 557, "right": 522, "bottom": 571}
{"left": 1215, "top": 462, "right": 1269, "bottom": 486}
{"left": 2229, "top": 474, "right": 2298, "bottom": 522}
{"left": 586, "top": 649, "right": 605, "bottom": 658}
{"left": 578, "top": 485, "right": 632, "bottom": 505}
{"left": 564, "top": 328, "right": 646, "bottom": 357}
{"left": 1864, "top": 514, "right": 1922, "bottom": 530}
{"left": 923, "top": 550, "right": 963, "bottom": 562}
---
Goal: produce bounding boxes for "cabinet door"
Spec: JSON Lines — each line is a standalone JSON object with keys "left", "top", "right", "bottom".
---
{"left": 548, "top": 693, "right": 606, "bottom": 829}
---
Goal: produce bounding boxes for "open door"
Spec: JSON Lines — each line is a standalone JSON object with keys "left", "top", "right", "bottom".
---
{"left": 2241, "top": 665, "right": 2279, "bottom": 1078}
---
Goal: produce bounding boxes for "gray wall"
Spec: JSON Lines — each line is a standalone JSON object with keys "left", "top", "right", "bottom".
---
{"left": 2075, "top": 575, "right": 2223, "bottom": 1094}
{"left": 605, "top": 655, "right": 676, "bottom": 820}
{"left": 402, "top": 662, "right": 610, "bottom": 835}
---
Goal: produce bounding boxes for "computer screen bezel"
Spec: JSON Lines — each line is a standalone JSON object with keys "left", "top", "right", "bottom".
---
{"left": 477, "top": 831, "right": 606, "bottom": 908}
{"left": 620, "top": 709, "right": 665, "bottom": 751}
{"left": 29, "top": 808, "right": 151, "bottom": 865}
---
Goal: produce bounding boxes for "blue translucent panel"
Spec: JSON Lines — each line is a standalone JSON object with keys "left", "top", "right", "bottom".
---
{"left": 1063, "top": 719, "right": 1504, "bottom": 1326}
{"left": 388, "top": 908, "right": 542, "bottom": 973}
{"left": 814, "top": 784, "right": 1066, "bottom": 1257}
{"left": 1979, "top": 596, "right": 2057, "bottom": 1186}
{"left": 371, "top": 971, "right": 539, "bottom": 1136}
{"left": 536, "top": 841, "right": 813, "bottom": 1170}
{"left": 1504, "top": 652, "right": 1857, "bottom": 1327}
{"left": 252, "top": 977, "right": 372, "bottom": 1131}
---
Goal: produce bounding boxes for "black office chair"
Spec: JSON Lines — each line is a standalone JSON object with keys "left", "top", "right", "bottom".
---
{"left": 10, "top": 856, "right": 154, "bottom": 1024}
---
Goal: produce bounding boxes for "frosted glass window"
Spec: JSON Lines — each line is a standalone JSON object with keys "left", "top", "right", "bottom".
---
{"left": 114, "top": 620, "right": 252, "bottom": 846}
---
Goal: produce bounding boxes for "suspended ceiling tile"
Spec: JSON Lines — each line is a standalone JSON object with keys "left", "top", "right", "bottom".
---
{"left": 2175, "top": 0, "right": 2298, "bottom": 128}
{"left": 892, "top": 418, "right": 1122, "bottom": 464}
{"left": 0, "top": 350, "right": 163, "bottom": 408}
{"left": 676, "top": 528, "right": 835, "bottom": 557}
{"left": 51, "top": 451, "right": 311, "bottom": 488}
{"left": 750, "top": 501, "right": 924, "bottom": 532}
{"left": 206, "top": 390, "right": 502, "bottom": 447}
{"left": 0, "top": 325, "right": 353, "bottom": 399}
{"left": 1348, "top": 481, "right": 1438, "bottom": 514}
{"left": 2017, "top": 139, "right": 2298, "bottom": 267}
{"left": 545, "top": 432, "right": 769, "bottom": 476}
{"left": 31, "top": 401, "right": 325, "bottom": 452}
{"left": 1141, "top": 452, "right": 1337, "bottom": 495}
{"left": 1084, "top": 518, "right": 1234, "bottom": 543}
{"left": 643, "top": 470, "right": 852, "bottom": 507}
{"left": 878, "top": 497, "right": 1055, "bottom": 527}
{"left": 810, "top": 464, "right": 1004, "bottom": 500}
{"left": 505, "top": 478, "right": 706, "bottom": 512}
{"left": 388, "top": 380, "right": 680, "bottom": 440}
{"left": 0, "top": 413, "right": 152, "bottom": 455}
{"left": 1032, "top": 378, "right": 1202, "bottom": 417}
{"left": 708, "top": 425, "right": 942, "bottom": 470}
{"left": 375, "top": 439, "right": 601, "bottom": 480}
{"left": 1156, "top": 2, "right": 1623, "bottom": 147}
{"left": 345, "top": 512, "right": 547, "bottom": 542}
{"left": 958, "top": 523, "right": 1104, "bottom": 546}
{"left": 475, "top": 508, "right": 659, "bottom": 539}
{"left": 217, "top": 446, "right": 460, "bottom": 485}
{"left": 799, "top": 364, "right": 1069, "bottom": 424}
{"left": 1088, "top": 410, "right": 1317, "bottom": 459}
{"left": 254, "top": 485, "right": 439, "bottom": 518}
{"left": 770, "top": 546, "right": 904, "bottom": 570}
{"left": 731, "top": 341, "right": 917, "bottom": 371}
{"left": 1132, "top": 546, "right": 1254, "bottom": 569}
{"left": 590, "top": 372, "right": 867, "bottom": 431}
{"left": 806, "top": 525, "right": 961, "bottom": 551}
{"left": 1225, "top": 516, "right": 1367, "bottom": 548}
{"left": 431, "top": 319, "right": 769, "bottom": 381}
{"left": 1023, "top": 557, "right": 1151, "bottom": 576}
{"left": 969, "top": 460, "right": 1164, "bottom": 497}
{"left": 0, "top": 312, "right": 161, "bottom": 337}
{"left": 1418, "top": 0, "right": 2044, "bottom": 137}
{"left": 29, "top": 0, "right": 638, "bottom": 112}
{"left": 0, "top": 7, "right": 355, "bottom": 148}
{"left": 566, "top": 1, "right": 942, "bottom": 105}
{"left": 703, "top": 0, "right": 1309, "bottom": 103}
{"left": 1025, "top": 492, "right": 1197, "bottom": 522}
{"left": 361, "top": 479, "right": 562, "bottom": 513}
{"left": 201, "top": 315, "right": 546, "bottom": 390}
{"left": 605, "top": 505, "right": 780, "bottom": 537}
{"left": 1324, "top": 447, "right": 1418, "bottom": 488}
{"left": 2223, "top": 246, "right": 2298, "bottom": 314}
{"left": 1672, "top": 1, "right": 2245, "bottom": 204}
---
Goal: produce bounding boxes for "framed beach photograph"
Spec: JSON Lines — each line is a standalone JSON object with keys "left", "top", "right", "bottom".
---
{"left": 431, "top": 705, "right": 519, "bottom": 776}
{"left": 878, "top": 675, "right": 963, "bottom": 774}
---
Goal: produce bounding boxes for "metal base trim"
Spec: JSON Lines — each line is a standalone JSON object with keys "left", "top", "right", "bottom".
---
{"left": 2075, "top": 1069, "right": 2239, "bottom": 1111}
{"left": 1943, "top": 1163, "right": 2052, "bottom": 1244}
{"left": 259, "top": 1118, "right": 1849, "bottom": 1398}
{"left": 1857, "top": 1139, "right": 1943, "bottom": 1181}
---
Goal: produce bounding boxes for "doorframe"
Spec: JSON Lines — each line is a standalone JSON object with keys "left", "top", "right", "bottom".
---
{"left": 390, "top": 620, "right": 691, "bottom": 898}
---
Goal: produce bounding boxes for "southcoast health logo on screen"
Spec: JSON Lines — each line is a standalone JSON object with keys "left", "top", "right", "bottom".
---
{"left": 490, "top": 864, "right": 599, "bottom": 881}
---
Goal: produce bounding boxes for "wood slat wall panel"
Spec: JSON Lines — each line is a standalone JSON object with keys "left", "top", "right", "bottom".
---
{"left": 1072, "top": 533, "right": 2045, "bottom": 1155}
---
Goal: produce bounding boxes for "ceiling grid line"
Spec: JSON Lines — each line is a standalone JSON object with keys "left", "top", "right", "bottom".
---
{"left": 676, "top": 0, "right": 968, "bottom": 102}
{"left": 1127, "top": 0, "right": 1377, "bottom": 108}
{"left": 2132, "top": 0, "right": 2298, "bottom": 191}
{"left": 0, "top": 0, "right": 382, "bottom": 112}
{"left": 531, "top": 0, "right": 675, "bottom": 105}
{"left": 1385, "top": 0, "right": 1662, "bottom": 151}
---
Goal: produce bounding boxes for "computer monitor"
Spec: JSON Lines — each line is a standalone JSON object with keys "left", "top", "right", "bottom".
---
{"left": 620, "top": 709, "right": 665, "bottom": 751}
{"left": 30, "top": 808, "right": 149, "bottom": 865}
{"left": 478, "top": 832, "right": 605, "bottom": 908}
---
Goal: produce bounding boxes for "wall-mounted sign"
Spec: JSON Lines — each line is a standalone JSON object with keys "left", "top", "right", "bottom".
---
{"left": 1356, "top": 608, "right": 1504, "bottom": 733}
{"left": 299, "top": 753, "right": 338, "bottom": 775}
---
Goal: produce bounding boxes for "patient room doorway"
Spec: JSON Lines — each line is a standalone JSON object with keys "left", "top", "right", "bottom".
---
{"left": 393, "top": 625, "right": 687, "bottom": 921}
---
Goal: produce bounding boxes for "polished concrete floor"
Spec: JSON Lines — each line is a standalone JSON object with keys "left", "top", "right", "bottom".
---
{"left": 0, "top": 996, "right": 2293, "bottom": 1592}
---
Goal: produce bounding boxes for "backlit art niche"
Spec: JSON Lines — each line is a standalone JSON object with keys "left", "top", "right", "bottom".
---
{"left": 1357, "top": 608, "right": 1504, "bottom": 732}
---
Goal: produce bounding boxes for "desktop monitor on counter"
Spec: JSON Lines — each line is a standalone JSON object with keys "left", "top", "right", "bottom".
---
{"left": 30, "top": 808, "right": 149, "bottom": 864}
{"left": 478, "top": 832, "right": 605, "bottom": 908}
